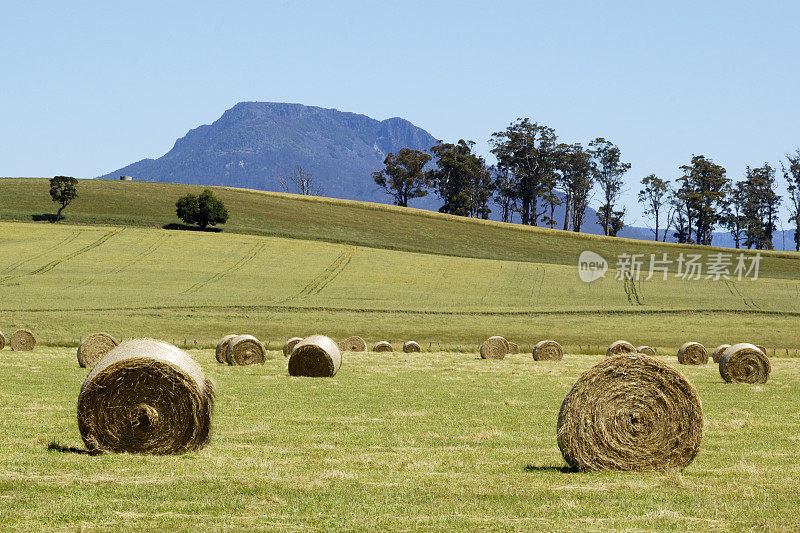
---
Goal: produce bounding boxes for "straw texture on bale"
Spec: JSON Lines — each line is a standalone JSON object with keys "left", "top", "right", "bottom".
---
{"left": 0, "top": 331, "right": 4, "bottom": 350}
{"left": 373, "top": 341, "right": 394, "bottom": 353}
{"left": 488, "top": 335, "right": 510, "bottom": 352}
{"left": 719, "top": 343, "right": 771, "bottom": 384}
{"left": 480, "top": 336, "right": 508, "bottom": 359}
{"left": 288, "top": 335, "right": 342, "bottom": 377}
{"left": 636, "top": 346, "right": 656, "bottom": 356}
{"left": 215, "top": 334, "right": 237, "bottom": 364}
{"left": 557, "top": 353, "right": 703, "bottom": 472}
{"left": 402, "top": 341, "right": 421, "bottom": 353}
{"left": 755, "top": 345, "right": 767, "bottom": 355}
{"left": 677, "top": 342, "right": 708, "bottom": 365}
{"left": 508, "top": 341, "right": 520, "bottom": 354}
{"left": 712, "top": 344, "right": 732, "bottom": 364}
{"left": 226, "top": 335, "right": 266, "bottom": 365}
{"left": 10, "top": 329, "right": 36, "bottom": 351}
{"left": 77, "top": 333, "right": 119, "bottom": 368}
{"left": 77, "top": 339, "right": 214, "bottom": 455}
{"left": 338, "top": 336, "right": 367, "bottom": 352}
{"left": 283, "top": 337, "right": 303, "bottom": 357}
{"left": 533, "top": 340, "right": 563, "bottom": 361}
{"left": 606, "top": 340, "right": 636, "bottom": 357}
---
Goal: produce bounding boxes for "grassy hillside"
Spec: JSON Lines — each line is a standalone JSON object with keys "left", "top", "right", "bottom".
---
{"left": 0, "top": 177, "right": 799, "bottom": 349}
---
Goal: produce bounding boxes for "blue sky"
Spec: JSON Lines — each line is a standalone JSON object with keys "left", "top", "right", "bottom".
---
{"left": 2, "top": 1, "right": 799, "bottom": 225}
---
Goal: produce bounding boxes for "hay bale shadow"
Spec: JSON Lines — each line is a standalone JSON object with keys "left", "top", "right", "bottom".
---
{"left": 162, "top": 223, "right": 221, "bottom": 233}
{"left": 31, "top": 214, "right": 60, "bottom": 223}
{"left": 47, "top": 441, "right": 99, "bottom": 455}
{"left": 524, "top": 464, "right": 579, "bottom": 474}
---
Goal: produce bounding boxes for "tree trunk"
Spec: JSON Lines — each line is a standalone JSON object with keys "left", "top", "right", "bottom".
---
{"left": 563, "top": 194, "right": 572, "bottom": 231}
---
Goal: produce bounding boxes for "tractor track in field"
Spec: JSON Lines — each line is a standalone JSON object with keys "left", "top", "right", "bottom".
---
{"left": 287, "top": 246, "right": 355, "bottom": 300}
{"left": 0, "top": 230, "right": 82, "bottom": 275}
{"left": 0, "top": 229, "right": 124, "bottom": 286}
{"left": 182, "top": 241, "right": 267, "bottom": 294}
{"left": 74, "top": 232, "right": 173, "bottom": 288}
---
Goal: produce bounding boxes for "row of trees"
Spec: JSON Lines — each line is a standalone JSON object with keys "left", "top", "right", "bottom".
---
{"left": 373, "top": 118, "right": 633, "bottom": 237}
{"left": 373, "top": 119, "right": 800, "bottom": 250}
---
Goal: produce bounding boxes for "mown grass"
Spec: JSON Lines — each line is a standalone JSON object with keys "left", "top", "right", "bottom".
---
{"left": 1, "top": 347, "right": 799, "bottom": 530}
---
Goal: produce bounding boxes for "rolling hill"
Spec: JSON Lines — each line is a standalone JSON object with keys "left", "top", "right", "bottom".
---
{"left": 0, "top": 178, "right": 798, "bottom": 350}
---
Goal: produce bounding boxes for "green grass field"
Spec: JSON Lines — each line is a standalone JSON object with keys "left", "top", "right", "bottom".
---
{"left": 2, "top": 178, "right": 800, "bottom": 530}
{"left": 1, "top": 347, "right": 799, "bottom": 530}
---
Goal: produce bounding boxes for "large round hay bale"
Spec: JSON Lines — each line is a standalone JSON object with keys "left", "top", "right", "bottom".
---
{"left": 10, "top": 329, "right": 36, "bottom": 351}
{"left": 76, "top": 338, "right": 214, "bottom": 454}
{"left": 488, "top": 335, "right": 510, "bottom": 352}
{"left": 403, "top": 341, "right": 421, "bottom": 353}
{"left": 507, "top": 341, "right": 520, "bottom": 354}
{"left": 215, "top": 334, "right": 237, "bottom": 364}
{"left": 226, "top": 335, "right": 266, "bottom": 365}
{"left": 77, "top": 333, "right": 119, "bottom": 368}
{"left": 677, "top": 342, "right": 708, "bottom": 365}
{"left": 373, "top": 341, "right": 394, "bottom": 353}
{"left": 480, "top": 336, "right": 508, "bottom": 359}
{"left": 712, "top": 344, "right": 732, "bottom": 364}
{"left": 0, "top": 331, "right": 5, "bottom": 350}
{"left": 636, "top": 346, "right": 656, "bottom": 356}
{"left": 719, "top": 343, "right": 771, "bottom": 384}
{"left": 338, "top": 336, "right": 367, "bottom": 352}
{"left": 557, "top": 353, "right": 703, "bottom": 472}
{"left": 283, "top": 337, "right": 303, "bottom": 357}
{"left": 533, "top": 340, "right": 563, "bottom": 361}
{"left": 288, "top": 334, "right": 342, "bottom": 377}
{"left": 606, "top": 340, "right": 635, "bottom": 357}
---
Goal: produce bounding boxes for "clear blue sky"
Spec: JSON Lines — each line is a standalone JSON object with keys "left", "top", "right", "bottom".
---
{"left": 2, "top": 1, "right": 799, "bottom": 225}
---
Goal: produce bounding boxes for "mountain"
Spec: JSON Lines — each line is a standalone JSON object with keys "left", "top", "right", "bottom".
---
{"left": 98, "top": 102, "right": 440, "bottom": 208}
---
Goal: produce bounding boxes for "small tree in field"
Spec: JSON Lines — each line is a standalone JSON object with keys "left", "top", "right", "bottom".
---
{"left": 49, "top": 176, "right": 78, "bottom": 221}
{"left": 175, "top": 189, "right": 229, "bottom": 229}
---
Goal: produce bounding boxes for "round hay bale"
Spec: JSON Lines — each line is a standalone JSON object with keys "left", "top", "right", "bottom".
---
{"left": 403, "top": 341, "right": 421, "bottom": 353}
{"left": 677, "top": 342, "right": 708, "bottom": 365}
{"left": 283, "top": 337, "right": 303, "bottom": 357}
{"left": 488, "top": 335, "right": 510, "bottom": 352}
{"left": 712, "top": 344, "right": 732, "bottom": 364}
{"left": 755, "top": 345, "right": 767, "bottom": 355}
{"left": 719, "top": 343, "right": 771, "bottom": 384}
{"left": 77, "top": 338, "right": 214, "bottom": 454}
{"left": 338, "top": 336, "right": 367, "bottom": 352}
{"left": 508, "top": 341, "right": 520, "bottom": 354}
{"left": 0, "top": 331, "right": 5, "bottom": 350}
{"left": 10, "top": 329, "right": 36, "bottom": 351}
{"left": 606, "top": 340, "right": 635, "bottom": 357}
{"left": 215, "top": 334, "right": 238, "bottom": 364}
{"left": 533, "top": 340, "right": 563, "bottom": 361}
{"left": 373, "top": 341, "right": 394, "bottom": 353}
{"left": 480, "top": 337, "right": 508, "bottom": 359}
{"left": 288, "top": 334, "right": 342, "bottom": 377}
{"left": 226, "top": 335, "right": 266, "bottom": 365}
{"left": 557, "top": 353, "right": 703, "bottom": 472}
{"left": 77, "top": 332, "right": 119, "bottom": 368}
{"left": 636, "top": 346, "right": 657, "bottom": 357}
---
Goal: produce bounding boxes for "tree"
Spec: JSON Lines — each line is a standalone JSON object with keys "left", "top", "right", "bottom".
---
{"left": 491, "top": 165, "right": 517, "bottom": 223}
{"left": 782, "top": 149, "right": 800, "bottom": 251}
{"left": 279, "top": 166, "right": 324, "bottom": 196}
{"left": 589, "top": 138, "right": 630, "bottom": 236}
{"left": 427, "top": 140, "right": 493, "bottom": 218}
{"left": 49, "top": 176, "right": 78, "bottom": 221}
{"left": 555, "top": 143, "right": 595, "bottom": 232}
{"left": 740, "top": 163, "right": 781, "bottom": 250}
{"left": 372, "top": 148, "right": 431, "bottom": 207}
{"left": 175, "top": 189, "right": 229, "bottom": 229}
{"left": 490, "top": 118, "right": 558, "bottom": 226}
{"left": 637, "top": 174, "right": 669, "bottom": 241}
{"left": 677, "top": 155, "right": 729, "bottom": 245}
{"left": 722, "top": 181, "right": 747, "bottom": 249}
{"left": 669, "top": 185, "right": 692, "bottom": 243}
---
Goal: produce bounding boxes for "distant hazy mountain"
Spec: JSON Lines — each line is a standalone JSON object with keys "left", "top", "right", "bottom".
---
{"left": 98, "top": 101, "right": 440, "bottom": 208}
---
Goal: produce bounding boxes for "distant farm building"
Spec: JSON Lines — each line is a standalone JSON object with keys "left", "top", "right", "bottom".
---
{"left": 119, "top": 175, "right": 132, "bottom": 181}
